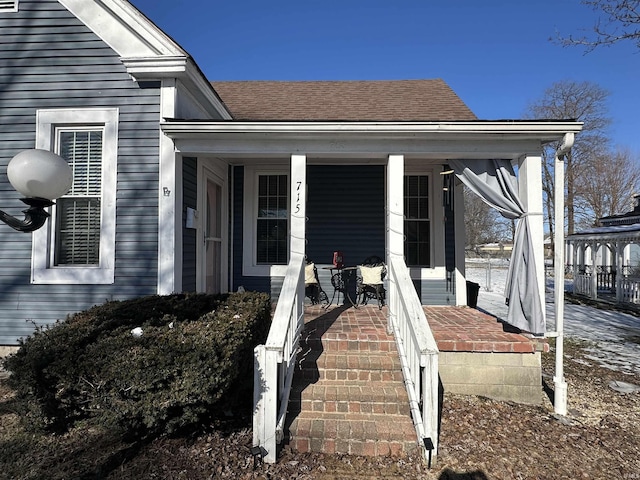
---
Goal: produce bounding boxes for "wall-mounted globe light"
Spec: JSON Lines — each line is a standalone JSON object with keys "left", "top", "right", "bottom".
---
{"left": 0, "top": 149, "right": 73, "bottom": 232}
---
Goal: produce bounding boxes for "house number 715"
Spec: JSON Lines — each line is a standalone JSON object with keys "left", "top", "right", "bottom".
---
{"left": 295, "top": 181, "right": 302, "bottom": 213}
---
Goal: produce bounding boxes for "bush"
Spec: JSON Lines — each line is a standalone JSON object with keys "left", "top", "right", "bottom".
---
{"left": 3, "top": 292, "right": 271, "bottom": 439}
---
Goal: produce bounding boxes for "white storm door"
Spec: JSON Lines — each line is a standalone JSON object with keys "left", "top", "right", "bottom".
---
{"left": 202, "top": 169, "right": 226, "bottom": 294}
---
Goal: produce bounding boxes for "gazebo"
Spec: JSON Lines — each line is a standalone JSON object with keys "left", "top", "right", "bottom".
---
{"left": 567, "top": 195, "right": 640, "bottom": 305}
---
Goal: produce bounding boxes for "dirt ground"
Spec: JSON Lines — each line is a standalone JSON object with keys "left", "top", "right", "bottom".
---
{"left": 1, "top": 339, "right": 639, "bottom": 480}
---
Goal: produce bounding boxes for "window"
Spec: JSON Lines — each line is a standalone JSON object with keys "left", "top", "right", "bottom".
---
{"left": 404, "top": 175, "right": 431, "bottom": 267}
{"left": 32, "top": 108, "right": 118, "bottom": 284}
{"left": 243, "top": 166, "right": 289, "bottom": 276}
{"left": 55, "top": 130, "right": 103, "bottom": 266}
{"left": 0, "top": 1, "right": 18, "bottom": 12}
{"left": 256, "top": 174, "right": 288, "bottom": 264}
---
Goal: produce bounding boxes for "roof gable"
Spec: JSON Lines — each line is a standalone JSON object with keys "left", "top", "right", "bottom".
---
{"left": 210, "top": 79, "right": 477, "bottom": 122}
{"left": 58, "top": 0, "right": 185, "bottom": 58}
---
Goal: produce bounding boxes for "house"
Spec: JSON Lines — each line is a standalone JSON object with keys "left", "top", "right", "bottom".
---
{"left": 1, "top": 0, "right": 583, "bottom": 463}
{"left": 567, "top": 194, "right": 640, "bottom": 305}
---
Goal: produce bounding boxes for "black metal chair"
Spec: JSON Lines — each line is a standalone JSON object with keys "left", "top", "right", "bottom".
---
{"left": 304, "top": 261, "right": 329, "bottom": 306}
{"left": 356, "top": 256, "right": 387, "bottom": 309}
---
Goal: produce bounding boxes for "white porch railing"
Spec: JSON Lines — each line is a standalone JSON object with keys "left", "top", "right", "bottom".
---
{"left": 620, "top": 277, "right": 640, "bottom": 304}
{"left": 253, "top": 253, "right": 305, "bottom": 463}
{"left": 573, "top": 272, "right": 593, "bottom": 298}
{"left": 388, "top": 256, "right": 440, "bottom": 465}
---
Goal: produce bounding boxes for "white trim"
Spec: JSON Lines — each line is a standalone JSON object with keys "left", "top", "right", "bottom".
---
{"left": 32, "top": 108, "right": 118, "bottom": 284}
{"left": 58, "top": 0, "right": 185, "bottom": 57}
{"left": 163, "top": 120, "right": 584, "bottom": 138}
{"left": 242, "top": 164, "right": 289, "bottom": 277}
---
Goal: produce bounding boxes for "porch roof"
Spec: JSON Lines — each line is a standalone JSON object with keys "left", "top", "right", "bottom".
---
{"left": 567, "top": 224, "right": 640, "bottom": 243}
{"left": 209, "top": 79, "right": 477, "bottom": 121}
{"left": 161, "top": 119, "right": 584, "bottom": 159}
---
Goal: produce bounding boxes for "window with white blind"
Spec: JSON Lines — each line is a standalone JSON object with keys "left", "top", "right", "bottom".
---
{"left": 55, "top": 130, "right": 103, "bottom": 266}
{"left": 0, "top": 1, "right": 19, "bottom": 12}
{"left": 32, "top": 108, "right": 118, "bottom": 284}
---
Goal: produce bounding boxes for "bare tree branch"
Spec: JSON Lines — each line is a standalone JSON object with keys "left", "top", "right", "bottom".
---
{"left": 555, "top": 0, "right": 640, "bottom": 52}
{"left": 526, "top": 80, "right": 611, "bottom": 236}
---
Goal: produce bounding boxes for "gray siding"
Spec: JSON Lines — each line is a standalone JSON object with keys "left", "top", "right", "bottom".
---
{"left": 414, "top": 279, "right": 455, "bottom": 305}
{"left": 0, "top": 1, "right": 161, "bottom": 343}
{"left": 182, "top": 157, "right": 197, "bottom": 292}
{"left": 306, "top": 165, "right": 386, "bottom": 266}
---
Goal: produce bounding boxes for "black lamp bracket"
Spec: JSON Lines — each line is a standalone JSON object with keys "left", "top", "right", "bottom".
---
{"left": 0, "top": 198, "right": 54, "bottom": 233}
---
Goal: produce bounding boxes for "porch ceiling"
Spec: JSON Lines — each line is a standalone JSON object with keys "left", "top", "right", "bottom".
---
{"left": 161, "top": 120, "right": 583, "bottom": 160}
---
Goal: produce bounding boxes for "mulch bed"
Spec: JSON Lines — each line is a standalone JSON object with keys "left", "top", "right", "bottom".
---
{"left": 1, "top": 339, "right": 638, "bottom": 479}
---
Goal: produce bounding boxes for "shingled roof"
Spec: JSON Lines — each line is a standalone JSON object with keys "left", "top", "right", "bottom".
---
{"left": 210, "top": 79, "right": 477, "bottom": 121}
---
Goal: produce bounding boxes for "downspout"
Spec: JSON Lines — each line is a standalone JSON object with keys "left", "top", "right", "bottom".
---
{"left": 551, "top": 132, "right": 574, "bottom": 416}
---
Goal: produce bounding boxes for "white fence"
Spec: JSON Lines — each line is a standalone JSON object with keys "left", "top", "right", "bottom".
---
{"left": 388, "top": 256, "right": 440, "bottom": 465}
{"left": 573, "top": 270, "right": 640, "bottom": 305}
{"left": 253, "top": 253, "right": 305, "bottom": 463}
{"left": 620, "top": 277, "right": 640, "bottom": 304}
{"left": 573, "top": 273, "right": 593, "bottom": 298}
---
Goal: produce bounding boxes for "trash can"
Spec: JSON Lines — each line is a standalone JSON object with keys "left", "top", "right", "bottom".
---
{"left": 466, "top": 281, "right": 480, "bottom": 308}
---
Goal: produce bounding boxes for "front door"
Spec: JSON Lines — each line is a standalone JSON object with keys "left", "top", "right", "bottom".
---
{"left": 200, "top": 166, "right": 226, "bottom": 294}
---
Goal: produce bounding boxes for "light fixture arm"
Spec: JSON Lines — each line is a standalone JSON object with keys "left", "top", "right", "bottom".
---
{"left": 0, "top": 197, "right": 54, "bottom": 233}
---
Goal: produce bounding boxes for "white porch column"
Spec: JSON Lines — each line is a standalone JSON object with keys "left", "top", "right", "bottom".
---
{"left": 387, "top": 155, "right": 404, "bottom": 333}
{"left": 289, "top": 154, "right": 307, "bottom": 259}
{"left": 387, "top": 155, "right": 404, "bottom": 259}
{"left": 518, "top": 154, "right": 545, "bottom": 318}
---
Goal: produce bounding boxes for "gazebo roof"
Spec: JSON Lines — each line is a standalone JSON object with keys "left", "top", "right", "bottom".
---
{"left": 567, "top": 224, "right": 640, "bottom": 243}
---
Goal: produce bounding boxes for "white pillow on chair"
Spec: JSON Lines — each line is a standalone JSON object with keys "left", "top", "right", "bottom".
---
{"left": 359, "top": 265, "right": 384, "bottom": 285}
{"left": 305, "top": 263, "right": 317, "bottom": 284}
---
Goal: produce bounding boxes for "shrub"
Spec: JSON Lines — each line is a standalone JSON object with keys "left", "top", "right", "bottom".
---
{"left": 4, "top": 292, "right": 271, "bottom": 439}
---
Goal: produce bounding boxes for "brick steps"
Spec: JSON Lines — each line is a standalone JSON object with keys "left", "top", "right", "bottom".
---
{"left": 286, "top": 306, "right": 418, "bottom": 457}
{"left": 303, "top": 335, "right": 396, "bottom": 353}
{"left": 289, "top": 381, "right": 411, "bottom": 415}
{"left": 288, "top": 412, "right": 417, "bottom": 456}
{"left": 296, "top": 352, "right": 404, "bottom": 382}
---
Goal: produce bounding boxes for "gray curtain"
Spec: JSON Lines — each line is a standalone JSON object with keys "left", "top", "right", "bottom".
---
{"left": 450, "top": 159, "right": 544, "bottom": 335}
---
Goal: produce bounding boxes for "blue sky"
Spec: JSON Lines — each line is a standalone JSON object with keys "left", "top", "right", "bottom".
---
{"left": 131, "top": 0, "right": 639, "bottom": 153}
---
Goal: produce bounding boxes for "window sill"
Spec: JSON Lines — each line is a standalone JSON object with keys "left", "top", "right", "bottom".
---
{"left": 32, "top": 266, "right": 115, "bottom": 285}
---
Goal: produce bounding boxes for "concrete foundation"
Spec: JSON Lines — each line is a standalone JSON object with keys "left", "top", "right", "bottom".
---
{"left": 439, "top": 351, "right": 543, "bottom": 404}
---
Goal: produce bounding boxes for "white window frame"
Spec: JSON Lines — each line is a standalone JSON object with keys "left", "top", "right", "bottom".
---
{"left": 404, "top": 168, "right": 435, "bottom": 269}
{"left": 0, "top": 1, "right": 19, "bottom": 12}
{"left": 242, "top": 164, "right": 289, "bottom": 277}
{"left": 32, "top": 108, "right": 118, "bottom": 284}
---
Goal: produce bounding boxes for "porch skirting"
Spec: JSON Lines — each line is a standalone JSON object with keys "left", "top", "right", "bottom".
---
{"left": 438, "top": 351, "right": 543, "bottom": 404}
